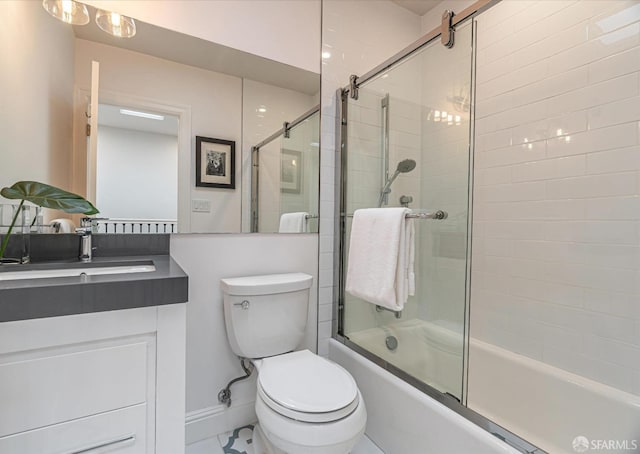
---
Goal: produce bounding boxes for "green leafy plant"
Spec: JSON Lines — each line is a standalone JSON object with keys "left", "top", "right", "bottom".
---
{"left": 0, "top": 181, "right": 99, "bottom": 261}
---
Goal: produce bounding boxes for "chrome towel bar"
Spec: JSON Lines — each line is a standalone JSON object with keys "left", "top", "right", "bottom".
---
{"left": 344, "top": 210, "right": 448, "bottom": 220}
{"left": 376, "top": 305, "right": 402, "bottom": 318}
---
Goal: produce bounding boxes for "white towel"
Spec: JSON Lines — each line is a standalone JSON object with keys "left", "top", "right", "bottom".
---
{"left": 50, "top": 218, "right": 76, "bottom": 233}
{"left": 345, "top": 207, "right": 415, "bottom": 311}
{"left": 279, "top": 212, "right": 308, "bottom": 233}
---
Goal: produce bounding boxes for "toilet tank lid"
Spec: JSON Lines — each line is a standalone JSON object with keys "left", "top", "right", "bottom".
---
{"left": 221, "top": 272, "right": 313, "bottom": 296}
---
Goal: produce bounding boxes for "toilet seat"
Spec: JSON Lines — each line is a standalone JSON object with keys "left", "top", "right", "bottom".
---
{"left": 258, "top": 382, "right": 360, "bottom": 423}
{"left": 257, "top": 350, "right": 359, "bottom": 423}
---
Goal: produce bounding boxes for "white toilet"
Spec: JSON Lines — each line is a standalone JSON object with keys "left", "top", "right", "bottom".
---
{"left": 221, "top": 273, "right": 367, "bottom": 454}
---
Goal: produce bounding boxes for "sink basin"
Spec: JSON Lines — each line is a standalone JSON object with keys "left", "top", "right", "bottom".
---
{"left": 0, "top": 262, "right": 156, "bottom": 281}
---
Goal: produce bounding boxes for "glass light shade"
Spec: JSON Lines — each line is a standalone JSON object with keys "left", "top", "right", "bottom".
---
{"left": 42, "top": 0, "right": 90, "bottom": 25}
{"left": 95, "top": 9, "right": 136, "bottom": 38}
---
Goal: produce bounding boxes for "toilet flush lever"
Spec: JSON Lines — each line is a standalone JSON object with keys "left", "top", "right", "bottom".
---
{"left": 234, "top": 300, "right": 250, "bottom": 310}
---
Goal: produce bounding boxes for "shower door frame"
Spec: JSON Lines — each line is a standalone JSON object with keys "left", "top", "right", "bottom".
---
{"left": 331, "top": 1, "right": 544, "bottom": 452}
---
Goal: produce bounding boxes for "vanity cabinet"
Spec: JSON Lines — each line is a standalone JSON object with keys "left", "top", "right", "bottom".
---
{"left": 0, "top": 304, "right": 186, "bottom": 454}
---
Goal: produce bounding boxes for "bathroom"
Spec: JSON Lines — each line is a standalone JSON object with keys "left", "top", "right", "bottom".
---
{"left": 0, "top": 0, "right": 639, "bottom": 453}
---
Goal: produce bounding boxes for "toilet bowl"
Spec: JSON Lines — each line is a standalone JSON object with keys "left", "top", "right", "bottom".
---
{"left": 253, "top": 350, "right": 367, "bottom": 454}
{"left": 220, "top": 273, "right": 367, "bottom": 454}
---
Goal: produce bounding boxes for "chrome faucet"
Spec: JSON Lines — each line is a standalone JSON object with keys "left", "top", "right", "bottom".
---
{"left": 76, "top": 217, "right": 94, "bottom": 263}
{"left": 76, "top": 217, "right": 108, "bottom": 262}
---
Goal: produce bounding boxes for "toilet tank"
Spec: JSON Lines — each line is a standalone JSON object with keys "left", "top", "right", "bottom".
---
{"left": 221, "top": 273, "right": 313, "bottom": 359}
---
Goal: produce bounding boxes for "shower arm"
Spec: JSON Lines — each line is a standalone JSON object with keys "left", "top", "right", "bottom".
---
{"left": 377, "top": 170, "right": 400, "bottom": 207}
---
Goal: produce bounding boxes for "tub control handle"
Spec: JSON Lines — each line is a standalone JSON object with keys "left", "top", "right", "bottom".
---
{"left": 234, "top": 300, "right": 250, "bottom": 310}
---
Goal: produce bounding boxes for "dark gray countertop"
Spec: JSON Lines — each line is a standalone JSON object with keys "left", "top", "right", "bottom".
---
{"left": 0, "top": 255, "right": 188, "bottom": 322}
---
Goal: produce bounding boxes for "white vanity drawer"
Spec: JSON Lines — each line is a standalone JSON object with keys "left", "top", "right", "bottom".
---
{"left": 0, "top": 403, "right": 148, "bottom": 454}
{"left": 0, "top": 341, "right": 149, "bottom": 437}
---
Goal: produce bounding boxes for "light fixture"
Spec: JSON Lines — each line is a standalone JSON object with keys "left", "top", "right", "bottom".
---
{"left": 257, "top": 106, "right": 267, "bottom": 113}
{"left": 322, "top": 51, "right": 331, "bottom": 59}
{"left": 42, "top": 0, "right": 89, "bottom": 25}
{"left": 119, "top": 109, "right": 164, "bottom": 120}
{"left": 96, "top": 9, "right": 136, "bottom": 38}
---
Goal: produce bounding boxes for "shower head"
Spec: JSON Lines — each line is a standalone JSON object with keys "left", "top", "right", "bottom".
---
{"left": 387, "top": 159, "right": 416, "bottom": 185}
{"left": 378, "top": 158, "right": 417, "bottom": 207}
{"left": 396, "top": 159, "right": 416, "bottom": 174}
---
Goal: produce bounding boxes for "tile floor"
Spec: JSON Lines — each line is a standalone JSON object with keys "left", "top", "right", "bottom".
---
{"left": 186, "top": 423, "right": 383, "bottom": 454}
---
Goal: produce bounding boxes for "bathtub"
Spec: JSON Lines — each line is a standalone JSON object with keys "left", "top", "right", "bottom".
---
{"left": 346, "top": 319, "right": 640, "bottom": 454}
{"left": 329, "top": 338, "right": 520, "bottom": 454}
{"left": 347, "top": 318, "right": 464, "bottom": 397}
{"left": 469, "top": 339, "right": 640, "bottom": 454}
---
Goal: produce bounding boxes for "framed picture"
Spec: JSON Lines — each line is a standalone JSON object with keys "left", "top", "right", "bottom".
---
{"left": 196, "top": 136, "right": 235, "bottom": 189}
{"left": 281, "top": 149, "right": 302, "bottom": 194}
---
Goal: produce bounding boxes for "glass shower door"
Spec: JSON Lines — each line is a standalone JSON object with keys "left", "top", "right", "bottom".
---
{"left": 341, "top": 22, "right": 474, "bottom": 400}
{"left": 256, "top": 110, "right": 320, "bottom": 233}
{"left": 281, "top": 111, "right": 320, "bottom": 233}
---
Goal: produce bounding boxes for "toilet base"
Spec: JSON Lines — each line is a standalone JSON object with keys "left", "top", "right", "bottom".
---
{"left": 255, "top": 390, "right": 366, "bottom": 454}
{"left": 252, "top": 423, "right": 281, "bottom": 454}
{"left": 254, "top": 422, "right": 364, "bottom": 454}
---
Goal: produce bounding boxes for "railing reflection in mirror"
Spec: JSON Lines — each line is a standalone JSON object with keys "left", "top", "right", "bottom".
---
{"left": 94, "top": 219, "right": 177, "bottom": 234}
{"left": 1, "top": 204, "right": 177, "bottom": 236}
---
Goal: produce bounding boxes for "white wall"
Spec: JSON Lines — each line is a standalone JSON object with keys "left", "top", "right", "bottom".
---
{"left": 81, "top": 0, "right": 321, "bottom": 74}
{"left": 170, "top": 234, "right": 319, "bottom": 442}
{"left": 96, "top": 126, "right": 178, "bottom": 220}
{"left": 469, "top": 0, "right": 640, "bottom": 396}
{"left": 0, "top": 1, "right": 74, "bottom": 198}
{"left": 75, "top": 39, "right": 243, "bottom": 233}
{"left": 319, "top": 0, "right": 422, "bottom": 355}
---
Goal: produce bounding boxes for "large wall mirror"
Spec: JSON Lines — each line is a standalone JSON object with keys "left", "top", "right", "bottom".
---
{"left": 0, "top": 0, "right": 320, "bottom": 234}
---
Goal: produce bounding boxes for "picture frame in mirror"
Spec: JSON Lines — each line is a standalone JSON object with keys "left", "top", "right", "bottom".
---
{"left": 196, "top": 136, "right": 236, "bottom": 189}
{"left": 281, "top": 149, "right": 302, "bottom": 194}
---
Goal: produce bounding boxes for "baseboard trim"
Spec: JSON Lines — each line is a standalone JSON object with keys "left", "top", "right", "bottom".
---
{"left": 185, "top": 402, "right": 256, "bottom": 445}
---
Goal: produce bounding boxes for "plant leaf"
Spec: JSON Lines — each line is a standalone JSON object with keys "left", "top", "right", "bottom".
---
{"left": 0, "top": 181, "right": 99, "bottom": 215}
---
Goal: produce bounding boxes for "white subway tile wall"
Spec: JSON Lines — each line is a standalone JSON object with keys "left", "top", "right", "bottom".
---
{"left": 471, "top": 0, "right": 640, "bottom": 395}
